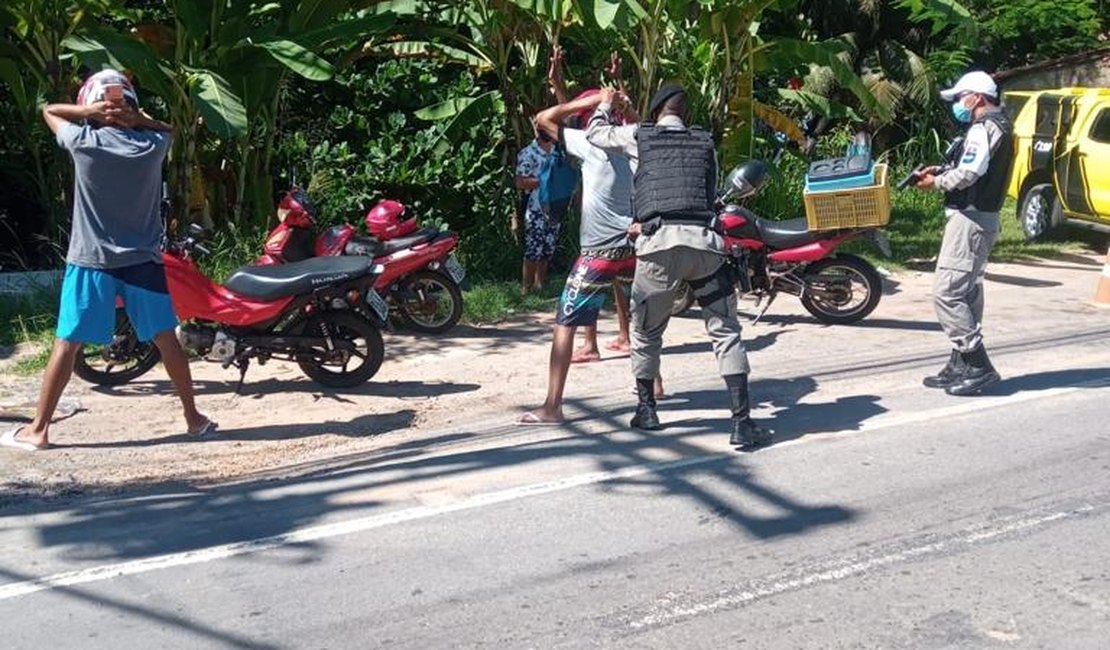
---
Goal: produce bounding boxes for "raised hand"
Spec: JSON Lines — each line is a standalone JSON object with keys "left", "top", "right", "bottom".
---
{"left": 606, "top": 51, "right": 622, "bottom": 82}
{"left": 547, "top": 45, "right": 564, "bottom": 85}
{"left": 103, "top": 104, "right": 140, "bottom": 128}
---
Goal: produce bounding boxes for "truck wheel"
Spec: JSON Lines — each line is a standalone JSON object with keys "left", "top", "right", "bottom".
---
{"left": 1018, "top": 183, "right": 1058, "bottom": 241}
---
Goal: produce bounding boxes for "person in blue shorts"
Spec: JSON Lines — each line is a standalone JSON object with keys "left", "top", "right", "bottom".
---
{"left": 1, "top": 70, "right": 213, "bottom": 452}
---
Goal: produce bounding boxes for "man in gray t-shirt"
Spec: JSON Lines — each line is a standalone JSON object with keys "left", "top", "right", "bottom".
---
{"left": 60, "top": 114, "right": 170, "bottom": 269}
{"left": 2, "top": 70, "right": 213, "bottom": 453}
{"left": 517, "top": 90, "right": 663, "bottom": 425}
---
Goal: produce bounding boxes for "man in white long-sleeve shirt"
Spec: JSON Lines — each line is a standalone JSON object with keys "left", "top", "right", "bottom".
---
{"left": 914, "top": 71, "right": 1015, "bottom": 397}
{"left": 586, "top": 84, "right": 771, "bottom": 450}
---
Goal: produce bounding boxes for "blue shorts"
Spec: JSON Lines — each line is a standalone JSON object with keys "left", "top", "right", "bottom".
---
{"left": 56, "top": 262, "right": 178, "bottom": 345}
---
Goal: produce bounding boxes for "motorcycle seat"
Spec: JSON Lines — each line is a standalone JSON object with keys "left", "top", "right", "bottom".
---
{"left": 753, "top": 217, "right": 821, "bottom": 250}
{"left": 225, "top": 256, "right": 373, "bottom": 301}
{"left": 378, "top": 228, "right": 440, "bottom": 256}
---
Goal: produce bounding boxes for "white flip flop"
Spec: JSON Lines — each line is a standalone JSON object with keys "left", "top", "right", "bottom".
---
{"left": 0, "top": 425, "right": 46, "bottom": 452}
{"left": 188, "top": 419, "right": 219, "bottom": 437}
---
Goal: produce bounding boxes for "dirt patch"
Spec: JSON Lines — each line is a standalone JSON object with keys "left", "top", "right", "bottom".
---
{"left": 0, "top": 310, "right": 666, "bottom": 499}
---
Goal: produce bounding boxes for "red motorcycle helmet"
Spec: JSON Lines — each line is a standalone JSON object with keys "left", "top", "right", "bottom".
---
{"left": 365, "top": 199, "right": 417, "bottom": 240}
{"left": 277, "top": 187, "right": 316, "bottom": 229}
{"left": 571, "top": 89, "right": 601, "bottom": 127}
{"left": 570, "top": 88, "right": 629, "bottom": 127}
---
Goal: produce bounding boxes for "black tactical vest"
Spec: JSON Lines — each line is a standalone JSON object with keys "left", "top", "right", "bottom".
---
{"left": 945, "top": 109, "right": 1015, "bottom": 213}
{"left": 633, "top": 123, "right": 717, "bottom": 226}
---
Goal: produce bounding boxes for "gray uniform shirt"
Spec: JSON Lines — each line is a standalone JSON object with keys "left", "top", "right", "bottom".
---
{"left": 57, "top": 123, "right": 171, "bottom": 269}
{"left": 562, "top": 128, "right": 634, "bottom": 251}
{"left": 585, "top": 106, "right": 725, "bottom": 258}
{"left": 934, "top": 109, "right": 1007, "bottom": 228}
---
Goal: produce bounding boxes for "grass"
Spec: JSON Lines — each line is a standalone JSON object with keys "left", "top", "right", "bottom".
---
{"left": 461, "top": 279, "right": 562, "bottom": 325}
{"left": 0, "top": 287, "right": 60, "bottom": 375}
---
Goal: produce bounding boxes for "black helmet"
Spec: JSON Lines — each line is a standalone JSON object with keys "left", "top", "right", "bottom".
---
{"left": 724, "top": 160, "right": 769, "bottom": 199}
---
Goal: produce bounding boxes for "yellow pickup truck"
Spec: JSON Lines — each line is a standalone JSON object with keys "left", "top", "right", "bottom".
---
{"left": 1006, "top": 87, "right": 1110, "bottom": 239}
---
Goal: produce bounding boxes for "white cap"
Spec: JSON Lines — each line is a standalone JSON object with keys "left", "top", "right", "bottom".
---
{"left": 939, "top": 71, "right": 998, "bottom": 102}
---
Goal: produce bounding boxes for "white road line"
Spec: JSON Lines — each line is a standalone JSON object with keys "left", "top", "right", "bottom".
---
{"left": 1, "top": 378, "right": 1106, "bottom": 602}
{"left": 628, "top": 504, "right": 1099, "bottom": 630}
{"left": 0, "top": 454, "right": 724, "bottom": 602}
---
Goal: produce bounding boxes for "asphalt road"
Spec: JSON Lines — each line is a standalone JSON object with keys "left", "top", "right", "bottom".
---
{"left": 3, "top": 252, "right": 1110, "bottom": 650}
{"left": 1, "top": 303, "right": 1107, "bottom": 649}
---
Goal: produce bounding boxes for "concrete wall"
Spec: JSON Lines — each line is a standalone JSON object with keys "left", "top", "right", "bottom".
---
{"left": 0, "top": 270, "right": 63, "bottom": 296}
{"left": 1000, "top": 54, "right": 1110, "bottom": 92}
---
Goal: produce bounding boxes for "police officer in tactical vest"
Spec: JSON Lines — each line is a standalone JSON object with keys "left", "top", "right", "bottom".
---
{"left": 586, "top": 83, "right": 771, "bottom": 450}
{"left": 913, "top": 71, "right": 1015, "bottom": 396}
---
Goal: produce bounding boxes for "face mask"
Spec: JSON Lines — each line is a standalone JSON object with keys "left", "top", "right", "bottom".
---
{"left": 951, "top": 97, "right": 974, "bottom": 123}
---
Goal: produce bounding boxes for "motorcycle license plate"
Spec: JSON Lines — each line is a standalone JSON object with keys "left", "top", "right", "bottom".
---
{"left": 367, "top": 290, "right": 390, "bottom": 322}
{"left": 444, "top": 255, "right": 466, "bottom": 284}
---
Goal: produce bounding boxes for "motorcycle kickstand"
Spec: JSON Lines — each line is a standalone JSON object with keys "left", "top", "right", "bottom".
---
{"left": 750, "top": 292, "right": 778, "bottom": 326}
{"left": 231, "top": 357, "right": 250, "bottom": 394}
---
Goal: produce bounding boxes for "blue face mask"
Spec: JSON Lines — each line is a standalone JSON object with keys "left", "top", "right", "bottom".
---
{"left": 952, "top": 99, "right": 973, "bottom": 123}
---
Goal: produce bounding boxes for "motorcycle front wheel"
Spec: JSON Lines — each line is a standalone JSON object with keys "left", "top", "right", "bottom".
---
{"left": 799, "top": 254, "right": 883, "bottom": 325}
{"left": 297, "top": 311, "right": 385, "bottom": 388}
{"left": 73, "top": 308, "right": 161, "bottom": 385}
{"left": 395, "top": 270, "right": 463, "bottom": 334}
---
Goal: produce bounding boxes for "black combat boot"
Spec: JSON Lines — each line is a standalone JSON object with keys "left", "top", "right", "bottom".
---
{"left": 724, "top": 374, "right": 772, "bottom": 450}
{"left": 630, "top": 378, "right": 662, "bottom": 430}
{"left": 945, "top": 345, "right": 1000, "bottom": 396}
{"left": 923, "top": 349, "right": 964, "bottom": 389}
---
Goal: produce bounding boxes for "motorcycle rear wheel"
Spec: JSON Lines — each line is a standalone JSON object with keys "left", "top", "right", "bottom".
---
{"left": 396, "top": 270, "right": 463, "bottom": 334}
{"left": 297, "top": 311, "right": 384, "bottom": 388}
{"left": 73, "top": 308, "right": 161, "bottom": 386}
{"left": 799, "top": 254, "right": 882, "bottom": 325}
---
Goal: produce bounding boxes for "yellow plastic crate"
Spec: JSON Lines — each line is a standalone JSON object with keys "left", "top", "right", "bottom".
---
{"left": 803, "top": 163, "right": 891, "bottom": 231}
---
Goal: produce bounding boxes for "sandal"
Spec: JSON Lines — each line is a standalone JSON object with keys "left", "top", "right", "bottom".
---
{"left": 1, "top": 425, "right": 47, "bottom": 452}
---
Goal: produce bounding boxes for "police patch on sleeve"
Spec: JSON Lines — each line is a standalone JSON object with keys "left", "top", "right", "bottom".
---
{"left": 961, "top": 144, "right": 979, "bottom": 164}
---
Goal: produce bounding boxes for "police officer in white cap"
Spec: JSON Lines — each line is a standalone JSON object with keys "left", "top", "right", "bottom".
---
{"left": 912, "top": 70, "right": 1015, "bottom": 396}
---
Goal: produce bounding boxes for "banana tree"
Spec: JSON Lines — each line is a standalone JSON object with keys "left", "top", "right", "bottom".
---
{"left": 372, "top": 0, "right": 567, "bottom": 152}
{"left": 794, "top": 0, "right": 977, "bottom": 126}
{"left": 576, "top": 0, "right": 888, "bottom": 165}
{"left": 63, "top": 1, "right": 395, "bottom": 226}
{"left": 0, "top": 0, "right": 121, "bottom": 235}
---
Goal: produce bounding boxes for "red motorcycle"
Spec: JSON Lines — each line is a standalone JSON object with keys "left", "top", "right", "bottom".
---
{"left": 257, "top": 188, "right": 465, "bottom": 334}
{"left": 74, "top": 225, "right": 392, "bottom": 389}
{"left": 672, "top": 160, "right": 890, "bottom": 324}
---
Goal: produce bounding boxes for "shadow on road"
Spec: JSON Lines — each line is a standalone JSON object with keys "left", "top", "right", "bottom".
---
{"left": 666, "top": 376, "right": 887, "bottom": 444}
{"left": 753, "top": 312, "right": 942, "bottom": 332}
{"left": 982, "top": 367, "right": 1110, "bottom": 397}
{"left": 662, "top": 329, "right": 791, "bottom": 356}
{"left": 984, "top": 272, "right": 1062, "bottom": 288}
{"left": 0, "top": 565, "right": 279, "bottom": 649}
{"left": 58, "top": 409, "right": 419, "bottom": 449}
{"left": 0, "top": 374, "right": 864, "bottom": 573}
{"left": 91, "top": 377, "right": 481, "bottom": 401}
